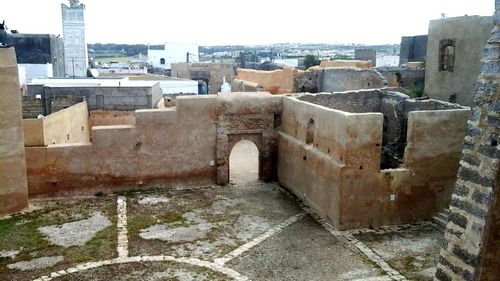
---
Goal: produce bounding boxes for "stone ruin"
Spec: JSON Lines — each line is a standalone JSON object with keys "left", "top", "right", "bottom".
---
{"left": 0, "top": 2, "right": 499, "bottom": 280}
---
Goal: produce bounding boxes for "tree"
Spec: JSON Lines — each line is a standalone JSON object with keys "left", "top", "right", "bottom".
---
{"left": 304, "top": 54, "right": 320, "bottom": 69}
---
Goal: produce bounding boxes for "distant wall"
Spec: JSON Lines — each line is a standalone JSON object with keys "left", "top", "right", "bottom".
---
{"left": 236, "top": 68, "right": 295, "bottom": 94}
{"left": 0, "top": 47, "right": 29, "bottom": 215}
{"left": 355, "top": 49, "right": 377, "bottom": 65}
{"left": 29, "top": 84, "right": 162, "bottom": 111}
{"left": 22, "top": 95, "right": 84, "bottom": 118}
{"left": 319, "top": 59, "right": 373, "bottom": 68}
{"left": 399, "top": 35, "right": 428, "bottom": 65}
{"left": 376, "top": 66, "right": 425, "bottom": 88}
{"left": 319, "top": 67, "right": 387, "bottom": 92}
{"left": 424, "top": 16, "right": 493, "bottom": 106}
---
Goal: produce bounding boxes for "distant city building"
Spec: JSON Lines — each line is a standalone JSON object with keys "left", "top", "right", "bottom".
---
{"left": 61, "top": 0, "right": 88, "bottom": 77}
{"left": 399, "top": 35, "right": 428, "bottom": 65}
{"left": 147, "top": 43, "right": 199, "bottom": 69}
{"left": 0, "top": 26, "right": 65, "bottom": 82}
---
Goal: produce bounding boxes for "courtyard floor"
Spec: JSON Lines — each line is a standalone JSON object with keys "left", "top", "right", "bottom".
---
{"left": 0, "top": 181, "right": 444, "bottom": 281}
{"left": 0, "top": 142, "right": 444, "bottom": 280}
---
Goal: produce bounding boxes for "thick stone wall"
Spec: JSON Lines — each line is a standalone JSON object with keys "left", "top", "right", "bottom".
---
{"left": 0, "top": 47, "right": 29, "bottom": 215}
{"left": 435, "top": 2, "right": 500, "bottom": 280}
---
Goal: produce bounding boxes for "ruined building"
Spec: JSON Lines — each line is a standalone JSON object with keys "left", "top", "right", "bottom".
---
{"left": 425, "top": 15, "right": 494, "bottom": 106}
{"left": 61, "top": 0, "right": 88, "bottom": 77}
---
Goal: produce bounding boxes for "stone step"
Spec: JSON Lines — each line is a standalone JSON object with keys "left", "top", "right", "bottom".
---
{"left": 432, "top": 209, "right": 449, "bottom": 231}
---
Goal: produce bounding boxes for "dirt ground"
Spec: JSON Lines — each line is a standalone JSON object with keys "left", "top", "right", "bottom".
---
{"left": 0, "top": 142, "right": 444, "bottom": 281}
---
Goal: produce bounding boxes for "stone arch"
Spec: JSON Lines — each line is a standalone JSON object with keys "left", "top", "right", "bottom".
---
{"left": 228, "top": 135, "right": 262, "bottom": 181}
{"left": 215, "top": 112, "right": 278, "bottom": 185}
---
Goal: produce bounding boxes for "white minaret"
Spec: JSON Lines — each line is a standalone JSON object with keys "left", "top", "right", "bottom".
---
{"left": 61, "top": 0, "right": 88, "bottom": 77}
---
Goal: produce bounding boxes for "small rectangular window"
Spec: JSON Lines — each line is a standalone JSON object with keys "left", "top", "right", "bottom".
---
{"left": 439, "top": 39, "right": 455, "bottom": 72}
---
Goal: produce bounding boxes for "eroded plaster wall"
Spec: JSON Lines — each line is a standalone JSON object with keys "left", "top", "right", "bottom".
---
{"left": 279, "top": 91, "right": 469, "bottom": 229}
{"left": 25, "top": 93, "right": 281, "bottom": 197}
{"left": 0, "top": 47, "right": 29, "bottom": 215}
{"left": 23, "top": 101, "right": 90, "bottom": 146}
{"left": 236, "top": 68, "right": 295, "bottom": 94}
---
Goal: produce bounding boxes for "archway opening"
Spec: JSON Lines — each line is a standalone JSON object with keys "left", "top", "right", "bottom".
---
{"left": 229, "top": 140, "right": 259, "bottom": 184}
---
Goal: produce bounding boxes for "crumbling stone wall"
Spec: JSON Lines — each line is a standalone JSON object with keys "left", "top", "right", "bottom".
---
{"left": 236, "top": 68, "right": 295, "bottom": 94}
{"left": 376, "top": 66, "right": 425, "bottom": 88}
{"left": 435, "top": 2, "right": 500, "bottom": 280}
{"left": 294, "top": 67, "right": 388, "bottom": 93}
{"left": 294, "top": 67, "right": 320, "bottom": 93}
{"left": 0, "top": 47, "right": 28, "bottom": 215}
{"left": 230, "top": 78, "right": 264, "bottom": 92}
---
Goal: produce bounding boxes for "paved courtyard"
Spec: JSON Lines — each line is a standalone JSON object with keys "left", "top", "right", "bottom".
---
{"left": 0, "top": 142, "right": 444, "bottom": 280}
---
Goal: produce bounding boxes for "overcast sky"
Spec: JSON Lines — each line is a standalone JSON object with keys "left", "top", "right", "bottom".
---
{"left": 1, "top": 0, "right": 494, "bottom": 45}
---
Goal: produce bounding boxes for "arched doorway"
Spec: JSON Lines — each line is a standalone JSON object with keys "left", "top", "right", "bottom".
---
{"left": 229, "top": 140, "right": 259, "bottom": 184}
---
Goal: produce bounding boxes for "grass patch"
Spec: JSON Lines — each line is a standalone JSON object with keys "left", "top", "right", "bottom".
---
{"left": 66, "top": 225, "right": 118, "bottom": 263}
{"left": 128, "top": 214, "right": 157, "bottom": 237}
{"left": 159, "top": 213, "right": 186, "bottom": 224}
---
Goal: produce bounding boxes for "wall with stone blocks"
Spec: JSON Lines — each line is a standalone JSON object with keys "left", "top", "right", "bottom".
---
{"left": 435, "top": 2, "right": 500, "bottom": 280}
{"left": 0, "top": 47, "right": 29, "bottom": 216}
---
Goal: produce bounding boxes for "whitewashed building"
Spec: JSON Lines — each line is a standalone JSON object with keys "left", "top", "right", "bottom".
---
{"left": 147, "top": 43, "right": 199, "bottom": 69}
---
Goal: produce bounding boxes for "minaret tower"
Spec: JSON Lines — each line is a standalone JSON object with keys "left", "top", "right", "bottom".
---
{"left": 61, "top": 0, "right": 87, "bottom": 77}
